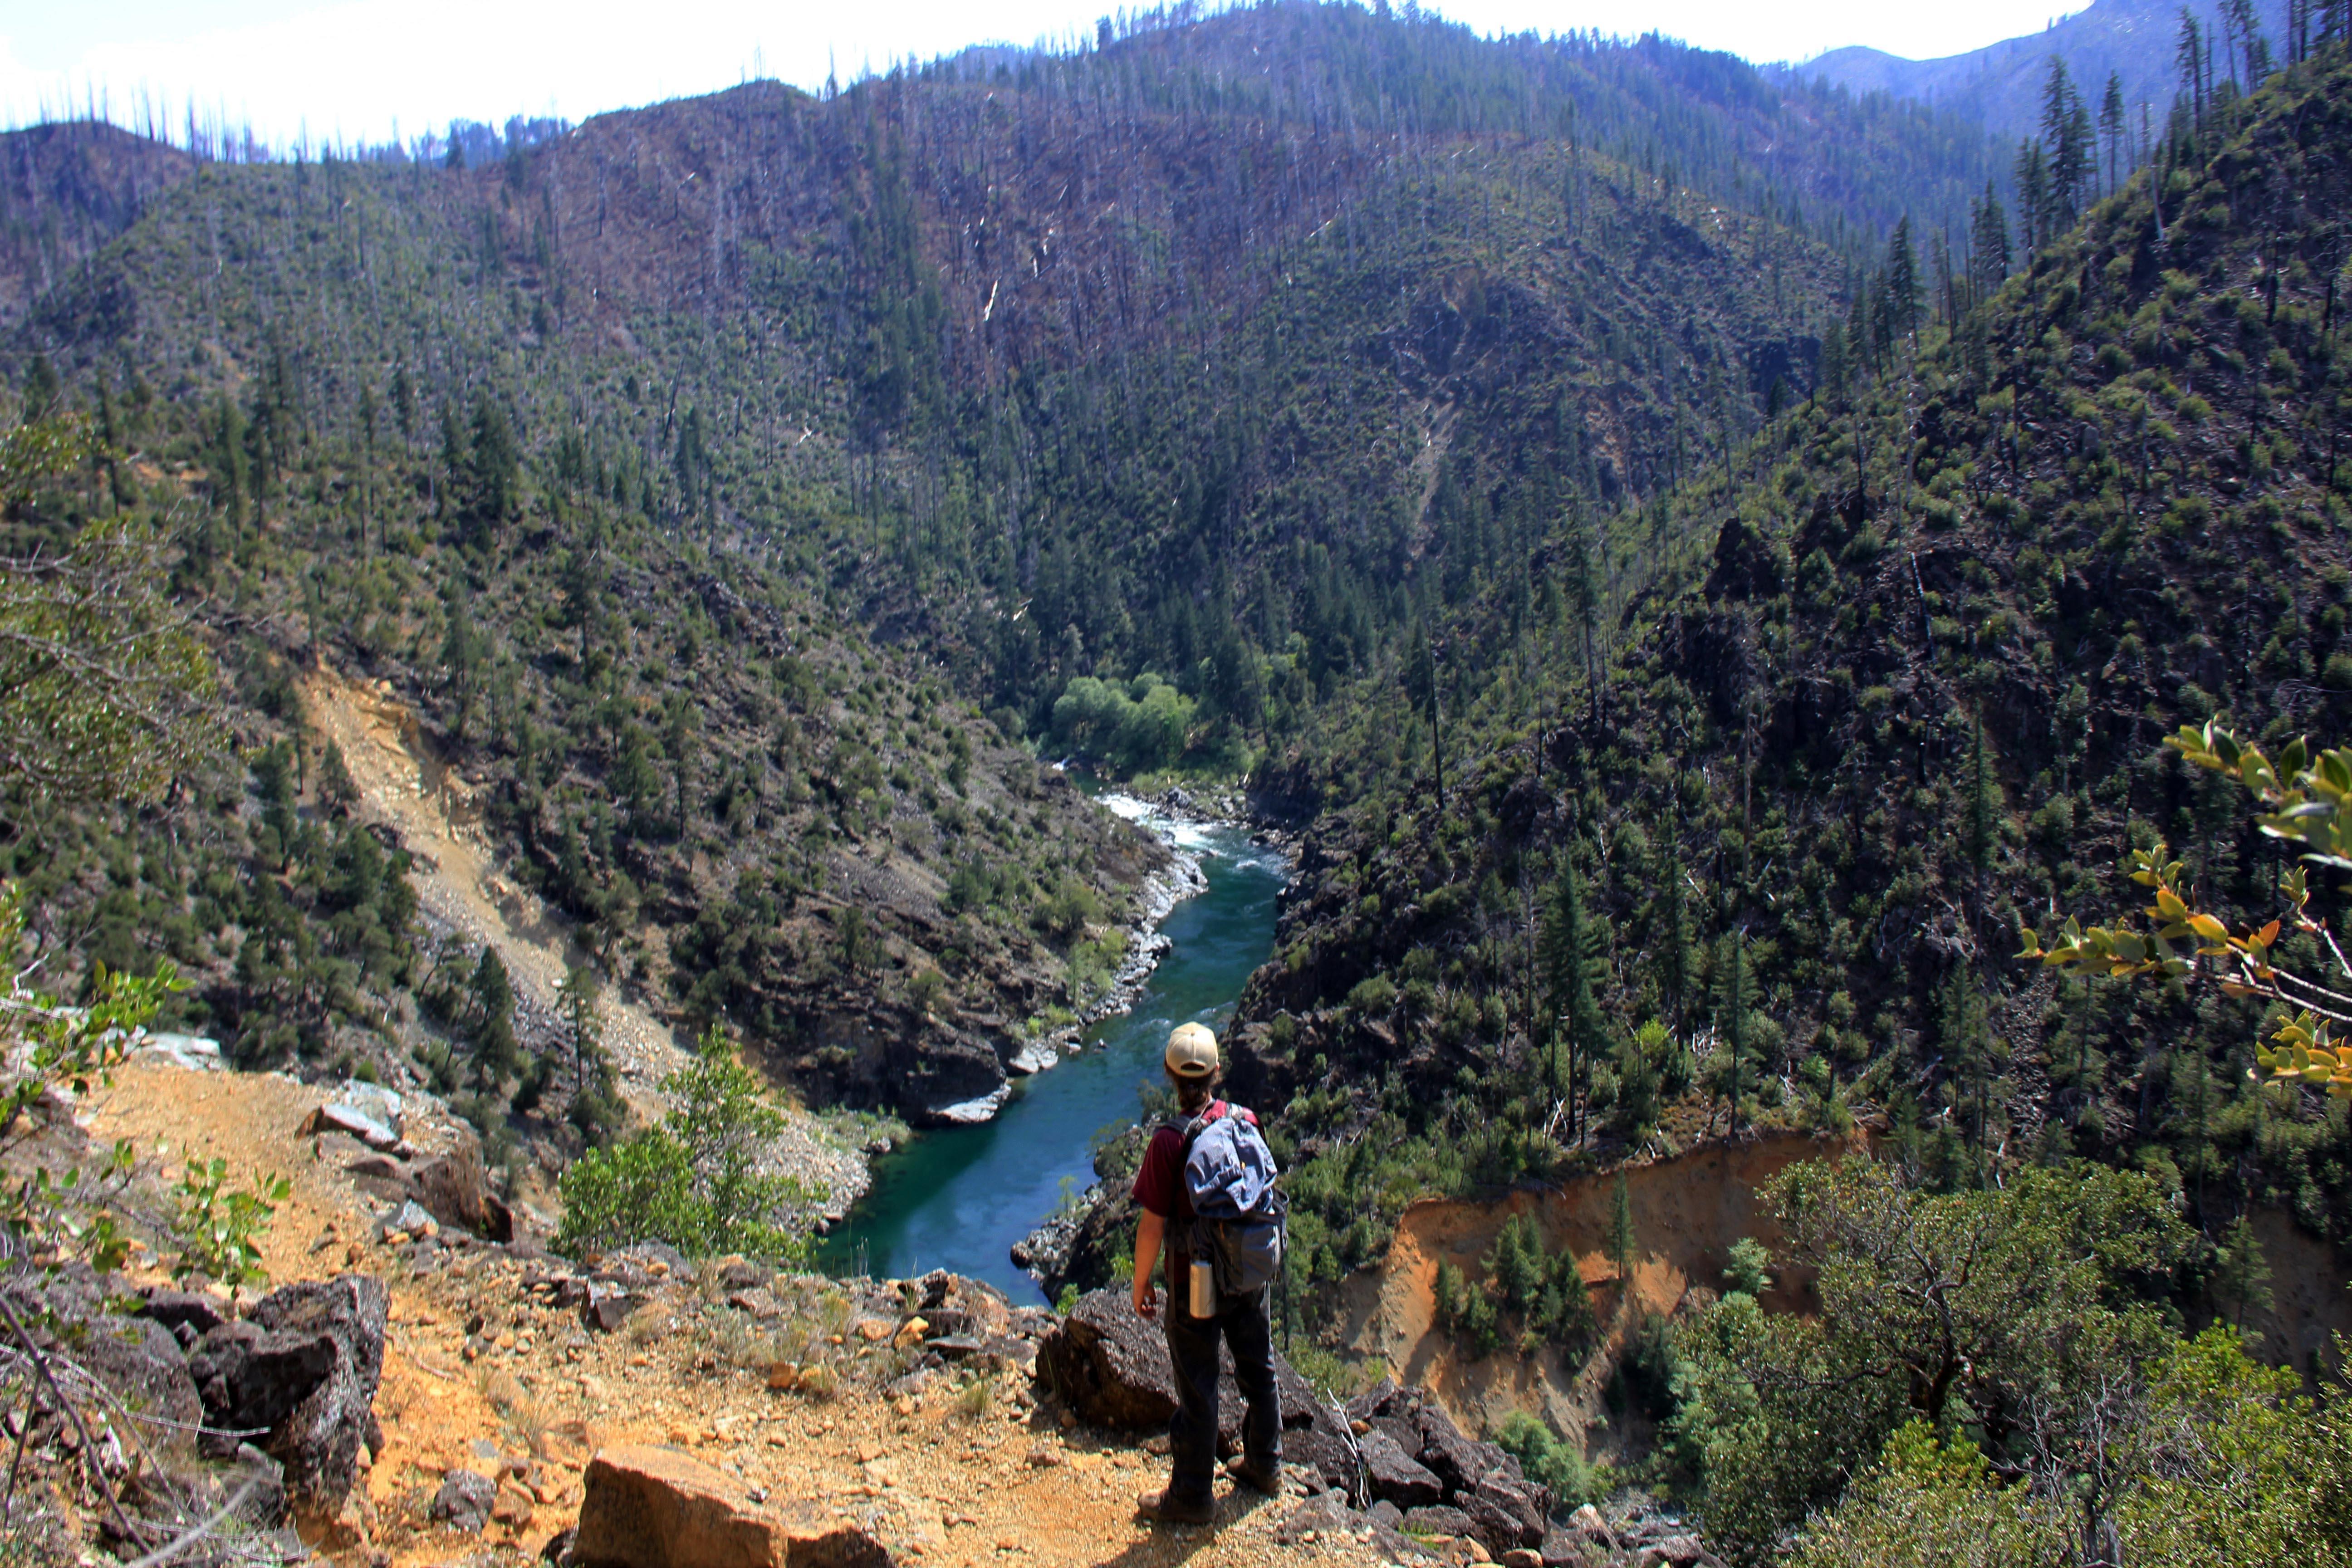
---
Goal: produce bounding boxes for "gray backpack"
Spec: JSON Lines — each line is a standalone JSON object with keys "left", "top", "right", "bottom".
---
{"left": 1181, "top": 1102, "right": 1288, "bottom": 1297}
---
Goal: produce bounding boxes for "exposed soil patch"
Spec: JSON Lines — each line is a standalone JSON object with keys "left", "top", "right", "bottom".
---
{"left": 300, "top": 663, "right": 870, "bottom": 1223}
{"left": 1342, "top": 1132, "right": 1867, "bottom": 1448}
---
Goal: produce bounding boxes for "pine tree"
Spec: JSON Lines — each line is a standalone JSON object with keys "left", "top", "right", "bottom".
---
{"left": 559, "top": 964, "right": 604, "bottom": 1098}
{"left": 2041, "top": 59, "right": 2091, "bottom": 227}
{"left": 1656, "top": 868, "right": 1692, "bottom": 1048}
{"left": 2213, "top": 1215, "right": 2274, "bottom": 1327}
{"left": 1936, "top": 959, "right": 1993, "bottom": 1176}
{"left": 469, "top": 946, "right": 519, "bottom": 1088}
{"left": 1607, "top": 1171, "right": 1636, "bottom": 1288}
{"left": 1882, "top": 216, "right": 1920, "bottom": 348}
{"left": 1541, "top": 860, "right": 1607, "bottom": 1136}
{"left": 1718, "top": 930, "right": 1749, "bottom": 1139}
{"left": 2013, "top": 140, "right": 2051, "bottom": 253}
{"left": 2099, "top": 73, "right": 2127, "bottom": 195}
{"left": 2179, "top": 10, "right": 2208, "bottom": 127}
{"left": 1968, "top": 181, "right": 2011, "bottom": 304}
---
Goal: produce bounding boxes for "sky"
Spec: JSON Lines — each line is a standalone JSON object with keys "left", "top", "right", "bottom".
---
{"left": 0, "top": 0, "right": 2095, "bottom": 152}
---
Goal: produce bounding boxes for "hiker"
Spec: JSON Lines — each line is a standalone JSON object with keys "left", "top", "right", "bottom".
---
{"left": 1131, "top": 1021, "right": 1283, "bottom": 1525}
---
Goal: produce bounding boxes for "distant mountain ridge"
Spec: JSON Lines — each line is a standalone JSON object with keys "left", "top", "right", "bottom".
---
{"left": 1793, "top": 0, "right": 2292, "bottom": 146}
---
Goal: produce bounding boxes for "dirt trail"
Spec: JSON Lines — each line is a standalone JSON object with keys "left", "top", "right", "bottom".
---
{"left": 1343, "top": 1132, "right": 1867, "bottom": 1446}
{"left": 299, "top": 664, "right": 868, "bottom": 1218}
{"left": 88, "top": 1063, "right": 1382, "bottom": 1568}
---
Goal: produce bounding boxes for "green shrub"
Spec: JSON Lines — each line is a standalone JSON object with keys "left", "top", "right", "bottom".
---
{"left": 1492, "top": 1410, "right": 1588, "bottom": 1509}
{"left": 556, "top": 1035, "right": 820, "bottom": 1262}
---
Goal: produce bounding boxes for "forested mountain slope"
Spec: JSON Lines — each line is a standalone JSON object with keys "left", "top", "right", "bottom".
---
{"left": 1218, "top": 41, "right": 2352, "bottom": 1330}
{"left": 0, "top": 2, "right": 2012, "bottom": 1150}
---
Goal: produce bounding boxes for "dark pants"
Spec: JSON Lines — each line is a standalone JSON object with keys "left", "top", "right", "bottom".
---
{"left": 1163, "top": 1281, "right": 1280, "bottom": 1503}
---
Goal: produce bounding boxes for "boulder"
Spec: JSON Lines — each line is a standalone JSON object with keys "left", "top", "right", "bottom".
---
{"left": 585, "top": 1282, "right": 645, "bottom": 1333}
{"left": 1272, "top": 1491, "right": 1360, "bottom": 1546}
{"left": 187, "top": 1274, "right": 387, "bottom": 1509}
{"left": 416, "top": 1143, "right": 514, "bottom": 1243}
{"left": 1343, "top": 1377, "right": 1401, "bottom": 1425}
{"left": 4, "top": 1267, "right": 204, "bottom": 1464}
{"left": 1284, "top": 1426, "right": 1360, "bottom": 1496}
{"left": 138, "top": 1288, "right": 229, "bottom": 1340}
{"left": 1402, "top": 1504, "right": 1479, "bottom": 1539}
{"left": 1037, "top": 1287, "right": 1354, "bottom": 1461}
{"left": 714, "top": 1257, "right": 768, "bottom": 1292}
{"left": 1358, "top": 1427, "right": 1443, "bottom": 1509}
{"left": 308, "top": 1101, "right": 402, "bottom": 1152}
{"left": 1413, "top": 1404, "right": 1490, "bottom": 1493}
{"left": 378, "top": 1200, "right": 438, "bottom": 1241}
{"left": 1461, "top": 1473, "right": 1548, "bottom": 1552}
{"left": 892, "top": 1271, "right": 1015, "bottom": 1346}
{"left": 432, "top": 1468, "right": 497, "bottom": 1532}
{"left": 1635, "top": 1535, "right": 1719, "bottom": 1567}
{"left": 1566, "top": 1504, "right": 1618, "bottom": 1551}
{"left": 573, "top": 1445, "right": 892, "bottom": 1568}
{"left": 335, "top": 1081, "right": 405, "bottom": 1130}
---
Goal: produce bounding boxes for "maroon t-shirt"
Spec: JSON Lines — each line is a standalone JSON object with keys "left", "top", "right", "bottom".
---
{"left": 1132, "top": 1125, "right": 1194, "bottom": 1223}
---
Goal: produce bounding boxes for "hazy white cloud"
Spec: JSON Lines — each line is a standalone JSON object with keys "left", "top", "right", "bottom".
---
{"left": 0, "top": 0, "right": 2093, "bottom": 149}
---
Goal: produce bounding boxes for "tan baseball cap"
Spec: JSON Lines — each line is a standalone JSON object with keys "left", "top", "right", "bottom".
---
{"left": 1164, "top": 1022, "right": 1219, "bottom": 1079}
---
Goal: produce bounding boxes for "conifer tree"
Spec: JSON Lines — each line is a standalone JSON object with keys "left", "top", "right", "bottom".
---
{"left": 1882, "top": 217, "right": 1919, "bottom": 348}
{"left": 2014, "top": 140, "right": 2051, "bottom": 251}
{"left": 469, "top": 946, "right": 519, "bottom": 1088}
{"left": 2212, "top": 1214, "right": 2274, "bottom": 1328}
{"left": 1656, "top": 863, "right": 1693, "bottom": 1049}
{"left": 1935, "top": 958, "right": 1994, "bottom": 1176}
{"left": 559, "top": 964, "right": 603, "bottom": 1099}
{"left": 2099, "top": 73, "right": 2127, "bottom": 194}
{"left": 1607, "top": 1171, "right": 1636, "bottom": 1288}
{"left": 1965, "top": 713, "right": 1999, "bottom": 899}
{"left": 1541, "top": 860, "right": 1607, "bottom": 1136}
{"left": 1718, "top": 930, "right": 1749, "bottom": 1139}
{"left": 2178, "top": 10, "right": 2208, "bottom": 127}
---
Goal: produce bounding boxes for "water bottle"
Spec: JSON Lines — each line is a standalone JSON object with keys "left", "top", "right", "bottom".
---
{"left": 1189, "top": 1257, "right": 1215, "bottom": 1317}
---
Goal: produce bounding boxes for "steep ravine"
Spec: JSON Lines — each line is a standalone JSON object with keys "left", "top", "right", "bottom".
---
{"left": 821, "top": 801, "right": 1285, "bottom": 1302}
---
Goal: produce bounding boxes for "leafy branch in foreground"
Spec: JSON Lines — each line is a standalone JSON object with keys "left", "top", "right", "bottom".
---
{"left": 0, "top": 884, "right": 186, "bottom": 1270}
{"left": 2019, "top": 719, "right": 2352, "bottom": 1098}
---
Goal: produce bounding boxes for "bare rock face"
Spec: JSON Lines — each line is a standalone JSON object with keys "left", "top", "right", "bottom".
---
{"left": 573, "top": 1445, "right": 892, "bottom": 1568}
{"left": 1343, "top": 1381, "right": 1551, "bottom": 1555}
{"left": 1035, "top": 1288, "right": 1357, "bottom": 1488}
{"left": 1357, "top": 1427, "right": 1444, "bottom": 1509}
{"left": 186, "top": 1274, "right": 387, "bottom": 1509}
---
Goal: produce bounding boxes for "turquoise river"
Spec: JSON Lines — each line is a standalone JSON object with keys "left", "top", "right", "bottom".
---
{"left": 815, "top": 805, "right": 1284, "bottom": 1304}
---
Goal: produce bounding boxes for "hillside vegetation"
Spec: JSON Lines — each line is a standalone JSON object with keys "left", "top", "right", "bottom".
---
{"left": 10, "top": 4, "right": 2352, "bottom": 1560}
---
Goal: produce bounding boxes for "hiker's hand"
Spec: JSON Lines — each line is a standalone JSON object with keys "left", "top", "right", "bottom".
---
{"left": 1133, "top": 1277, "right": 1156, "bottom": 1319}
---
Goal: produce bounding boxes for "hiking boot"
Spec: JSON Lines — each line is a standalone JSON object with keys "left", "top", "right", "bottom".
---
{"left": 1136, "top": 1488, "right": 1216, "bottom": 1525}
{"left": 1225, "top": 1457, "right": 1282, "bottom": 1497}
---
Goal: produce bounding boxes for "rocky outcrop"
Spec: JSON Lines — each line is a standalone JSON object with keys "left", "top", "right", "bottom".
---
{"left": 2, "top": 1265, "right": 206, "bottom": 1463}
{"left": 1343, "top": 1381, "right": 1552, "bottom": 1558}
{"left": 1037, "top": 1288, "right": 1359, "bottom": 1490}
{"left": 572, "top": 1444, "right": 893, "bottom": 1568}
{"left": 187, "top": 1274, "right": 387, "bottom": 1509}
{"left": 431, "top": 1468, "right": 497, "bottom": 1532}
